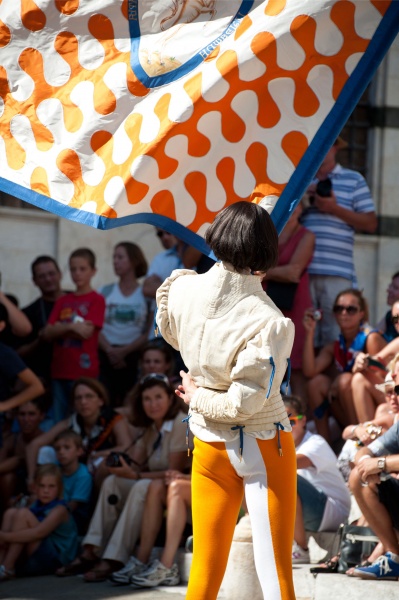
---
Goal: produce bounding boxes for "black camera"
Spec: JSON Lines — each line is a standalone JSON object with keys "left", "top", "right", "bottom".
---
{"left": 105, "top": 451, "right": 133, "bottom": 468}
{"left": 309, "top": 177, "right": 332, "bottom": 204}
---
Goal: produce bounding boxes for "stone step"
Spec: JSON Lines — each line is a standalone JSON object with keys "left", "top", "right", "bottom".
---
{"left": 293, "top": 563, "right": 399, "bottom": 600}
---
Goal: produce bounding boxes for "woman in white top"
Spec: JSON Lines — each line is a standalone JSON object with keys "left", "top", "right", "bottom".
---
{"left": 99, "top": 242, "right": 153, "bottom": 405}
{"left": 156, "top": 202, "right": 296, "bottom": 600}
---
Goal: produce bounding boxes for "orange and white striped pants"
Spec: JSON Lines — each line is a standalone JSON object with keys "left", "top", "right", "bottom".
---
{"left": 186, "top": 433, "right": 297, "bottom": 600}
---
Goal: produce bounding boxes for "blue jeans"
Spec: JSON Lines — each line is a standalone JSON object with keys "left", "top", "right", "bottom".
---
{"left": 297, "top": 474, "right": 327, "bottom": 531}
{"left": 50, "top": 379, "right": 74, "bottom": 422}
{"left": 17, "top": 537, "right": 61, "bottom": 576}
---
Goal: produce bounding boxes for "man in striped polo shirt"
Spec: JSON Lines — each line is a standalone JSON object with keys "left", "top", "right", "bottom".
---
{"left": 301, "top": 138, "right": 377, "bottom": 347}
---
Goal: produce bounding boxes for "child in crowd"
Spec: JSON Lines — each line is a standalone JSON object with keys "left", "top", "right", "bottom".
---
{"left": 0, "top": 464, "right": 78, "bottom": 581}
{"left": 43, "top": 248, "right": 105, "bottom": 422}
{"left": 0, "top": 398, "right": 46, "bottom": 514}
{"left": 53, "top": 430, "right": 93, "bottom": 535}
{"left": 98, "top": 242, "right": 152, "bottom": 406}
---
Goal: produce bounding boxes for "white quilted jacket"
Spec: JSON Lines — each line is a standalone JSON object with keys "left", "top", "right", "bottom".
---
{"left": 156, "top": 262, "right": 295, "bottom": 432}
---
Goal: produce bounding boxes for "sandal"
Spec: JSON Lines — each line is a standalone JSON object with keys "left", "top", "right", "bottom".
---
{"left": 310, "top": 556, "right": 339, "bottom": 576}
{"left": 83, "top": 565, "right": 116, "bottom": 583}
{"left": 56, "top": 556, "right": 98, "bottom": 577}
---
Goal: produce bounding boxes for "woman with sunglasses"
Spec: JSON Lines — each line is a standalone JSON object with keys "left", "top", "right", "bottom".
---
{"left": 156, "top": 202, "right": 296, "bottom": 600}
{"left": 25, "top": 378, "right": 131, "bottom": 492}
{"left": 56, "top": 373, "right": 188, "bottom": 581}
{"left": 98, "top": 242, "right": 153, "bottom": 406}
{"left": 284, "top": 396, "right": 350, "bottom": 564}
{"left": 303, "top": 288, "right": 386, "bottom": 443}
{"left": 351, "top": 300, "right": 399, "bottom": 423}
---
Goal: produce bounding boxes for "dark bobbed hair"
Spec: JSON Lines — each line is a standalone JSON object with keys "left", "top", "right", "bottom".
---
{"left": 283, "top": 394, "right": 306, "bottom": 416}
{"left": 115, "top": 242, "right": 148, "bottom": 278}
{"left": 131, "top": 377, "right": 180, "bottom": 428}
{"left": 333, "top": 288, "right": 369, "bottom": 323}
{"left": 392, "top": 271, "right": 399, "bottom": 281}
{"left": 31, "top": 255, "right": 60, "bottom": 278}
{"left": 205, "top": 201, "right": 278, "bottom": 272}
{"left": 71, "top": 377, "right": 109, "bottom": 406}
{"left": 69, "top": 247, "right": 96, "bottom": 269}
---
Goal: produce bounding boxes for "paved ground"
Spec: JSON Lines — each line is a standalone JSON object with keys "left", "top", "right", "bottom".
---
{"left": 0, "top": 575, "right": 185, "bottom": 600}
{"left": 1, "top": 564, "right": 399, "bottom": 600}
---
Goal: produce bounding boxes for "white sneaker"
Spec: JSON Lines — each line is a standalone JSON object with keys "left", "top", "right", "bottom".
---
{"left": 292, "top": 541, "right": 310, "bottom": 564}
{"left": 109, "top": 556, "right": 146, "bottom": 585}
{"left": 130, "top": 559, "right": 180, "bottom": 587}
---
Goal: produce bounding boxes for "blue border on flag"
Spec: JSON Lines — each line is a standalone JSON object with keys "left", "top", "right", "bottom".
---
{"left": 127, "top": 0, "right": 254, "bottom": 88}
{"left": 270, "top": 1, "right": 399, "bottom": 234}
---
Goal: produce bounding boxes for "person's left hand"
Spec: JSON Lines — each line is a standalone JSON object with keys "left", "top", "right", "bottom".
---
{"left": 175, "top": 371, "right": 198, "bottom": 405}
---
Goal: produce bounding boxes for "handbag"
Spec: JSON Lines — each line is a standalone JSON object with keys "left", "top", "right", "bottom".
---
{"left": 266, "top": 280, "right": 298, "bottom": 311}
{"left": 337, "top": 524, "right": 379, "bottom": 573}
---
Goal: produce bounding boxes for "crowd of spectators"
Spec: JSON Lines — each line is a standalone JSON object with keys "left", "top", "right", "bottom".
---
{"left": 0, "top": 138, "right": 399, "bottom": 585}
{"left": 0, "top": 227, "right": 196, "bottom": 585}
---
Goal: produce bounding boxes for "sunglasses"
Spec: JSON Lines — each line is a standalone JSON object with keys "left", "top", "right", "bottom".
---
{"left": 386, "top": 387, "right": 398, "bottom": 396}
{"left": 395, "top": 385, "right": 399, "bottom": 395}
{"left": 333, "top": 305, "right": 359, "bottom": 315}
{"left": 289, "top": 415, "right": 304, "bottom": 427}
{"left": 392, "top": 315, "right": 399, "bottom": 325}
{"left": 156, "top": 230, "right": 169, "bottom": 238}
{"left": 140, "top": 373, "right": 170, "bottom": 386}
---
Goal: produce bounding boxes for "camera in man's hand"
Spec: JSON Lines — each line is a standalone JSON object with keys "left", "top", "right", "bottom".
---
{"left": 105, "top": 451, "right": 133, "bottom": 468}
{"left": 309, "top": 177, "right": 332, "bottom": 204}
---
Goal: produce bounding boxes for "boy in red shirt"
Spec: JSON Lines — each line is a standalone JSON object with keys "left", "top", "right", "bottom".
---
{"left": 43, "top": 248, "right": 105, "bottom": 422}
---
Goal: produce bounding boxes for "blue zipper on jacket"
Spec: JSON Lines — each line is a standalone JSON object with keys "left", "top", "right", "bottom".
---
{"left": 266, "top": 357, "right": 275, "bottom": 398}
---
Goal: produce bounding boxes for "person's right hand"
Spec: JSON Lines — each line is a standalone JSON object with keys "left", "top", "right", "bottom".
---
{"left": 175, "top": 371, "right": 198, "bottom": 405}
{"left": 352, "top": 352, "right": 369, "bottom": 373}
{"left": 303, "top": 308, "right": 317, "bottom": 333}
{"left": 72, "top": 320, "right": 95, "bottom": 339}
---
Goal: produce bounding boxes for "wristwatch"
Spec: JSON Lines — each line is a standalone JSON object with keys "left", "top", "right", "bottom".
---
{"left": 377, "top": 457, "right": 386, "bottom": 472}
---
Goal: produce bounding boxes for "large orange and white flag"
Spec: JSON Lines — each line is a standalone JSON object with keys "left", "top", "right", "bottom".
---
{"left": 0, "top": 0, "right": 398, "bottom": 248}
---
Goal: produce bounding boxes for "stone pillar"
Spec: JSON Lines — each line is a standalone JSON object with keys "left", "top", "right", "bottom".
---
{"left": 219, "top": 515, "right": 262, "bottom": 600}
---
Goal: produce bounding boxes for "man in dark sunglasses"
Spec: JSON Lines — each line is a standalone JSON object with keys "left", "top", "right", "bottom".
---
{"left": 350, "top": 409, "right": 399, "bottom": 580}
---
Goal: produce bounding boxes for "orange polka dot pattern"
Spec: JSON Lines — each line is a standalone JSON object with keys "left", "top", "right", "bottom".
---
{"left": 0, "top": 0, "right": 395, "bottom": 236}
